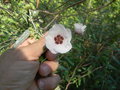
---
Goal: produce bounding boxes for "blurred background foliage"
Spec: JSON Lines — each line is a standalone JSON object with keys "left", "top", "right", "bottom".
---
{"left": 0, "top": 0, "right": 120, "bottom": 90}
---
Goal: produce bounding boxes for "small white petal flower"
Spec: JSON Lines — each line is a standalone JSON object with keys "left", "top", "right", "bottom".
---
{"left": 45, "top": 24, "right": 72, "bottom": 54}
{"left": 74, "top": 23, "right": 86, "bottom": 34}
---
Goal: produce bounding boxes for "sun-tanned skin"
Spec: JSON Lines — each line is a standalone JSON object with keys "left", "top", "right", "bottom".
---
{"left": 0, "top": 33, "right": 60, "bottom": 90}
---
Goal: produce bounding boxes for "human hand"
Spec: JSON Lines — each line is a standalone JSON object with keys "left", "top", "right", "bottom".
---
{"left": 0, "top": 33, "right": 60, "bottom": 90}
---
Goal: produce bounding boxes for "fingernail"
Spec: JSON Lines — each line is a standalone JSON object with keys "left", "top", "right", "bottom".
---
{"left": 46, "top": 50, "right": 57, "bottom": 61}
{"left": 54, "top": 74, "right": 61, "bottom": 82}
{"left": 39, "top": 63, "right": 51, "bottom": 76}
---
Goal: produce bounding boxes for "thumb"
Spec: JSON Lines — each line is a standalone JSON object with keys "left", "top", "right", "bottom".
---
{"left": 19, "top": 32, "right": 48, "bottom": 61}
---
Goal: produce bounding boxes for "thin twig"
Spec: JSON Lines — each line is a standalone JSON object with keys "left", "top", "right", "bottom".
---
{"left": 66, "top": 0, "right": 86, "bottom": 9}
{"left": 65, "top": 63, "right": 81, "bottom": 90}
{"left": 43, "top": 15, "right": 59, "bottom": 30}
{"left": 0, "top": 38, "right": 15, "bottom": 45}
{"left": 65, "top": 53, "right": 94, "bottom": 90}
{"left": 92, "top": 66, "right": 103, "bottom": 72}
{"left": 26, "top": 11, "right": 42, "bottom": 36}
{"left": 80, "top": 66, "right": 103, "bottom": 78}
{"left": 0, "top": 43, "right": 10, "bottom": 51}
{"left": 56, "top": 0, "right": 86, "bottom": 14}
{"left": 54, "top": 0, "right": 74, "bottom": 10}
{"left": 0, "top": 6, "right": 11, "bottom": 12}
{"left": 39, "top": 10, "right": 55, "bottom": 15}
{"left": 65, "top": 65, "right": 103, "bottom": 90}
{"left": 57, "top": 0, "right": 115, "bottom": 21}
{"left": 0, "top": 6, "right": 24, "bottom": 28}
{"left": 0, "top": 6, "right": 15, "bottom": 19}
{"left": 88, "top": 0, "right": 116, "bottom": 13}
{"left": 30, "top": 18, "right": 42, "bottom": 36}
{"left": 36, "top": 0, "right": 40, "bottom": 8}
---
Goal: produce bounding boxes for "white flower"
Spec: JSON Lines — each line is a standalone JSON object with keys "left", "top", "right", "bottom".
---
{"left": 74, "top": 23, "right": 86, "bottom": 34}
{"left": 45, "top": 24, "right": 72, "bottom": 54}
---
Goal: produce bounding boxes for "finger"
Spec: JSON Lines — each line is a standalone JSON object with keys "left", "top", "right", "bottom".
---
{"left": 17, "top": 38, "right": 36, "bottom": 48}
{"left": 39, "top": 60, "right": 59, "bottom": 77}
{"left": 0, "top": 48, "right": 39, "bottom": 90}
{"left": 38, "top": 74, "right": 61, "bottom": 90}
{"left": 19, "top": 32, "right": 48, "bottom": 61}
{"left": 46, "top": 50, "right": 57, "bottom": 61}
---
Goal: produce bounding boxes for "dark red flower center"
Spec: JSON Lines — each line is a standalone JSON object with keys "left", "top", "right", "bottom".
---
{"left": 54, "top": 34, "right": 64, "bottom": 44}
